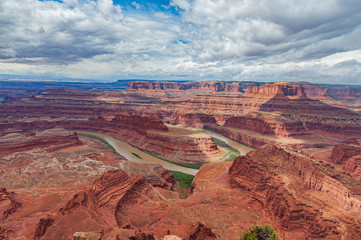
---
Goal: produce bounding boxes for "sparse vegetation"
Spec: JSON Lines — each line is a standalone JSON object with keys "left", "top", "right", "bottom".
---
{"left": 212, "top": 137, "right": 240, "bottom": 161}
{"left": 240, "top": 224, "right": 279, "bottom": 240}
{"left": 114, "top": 137, "right": 125, "bottom": 142}
{"left": 131, "top": 152, "right": 142, "bottom": 159}
{"left": 168, "top": 170, "right": 195, "bottom": 188}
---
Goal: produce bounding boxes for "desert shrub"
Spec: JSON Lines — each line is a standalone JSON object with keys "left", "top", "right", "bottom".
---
{"left": 240, "top": 224, "right": 279, "bottom": 240}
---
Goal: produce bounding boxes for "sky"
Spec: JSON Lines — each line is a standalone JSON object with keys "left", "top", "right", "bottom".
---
{"left": 0, "top": 0, "right": 360, "bottom": 84}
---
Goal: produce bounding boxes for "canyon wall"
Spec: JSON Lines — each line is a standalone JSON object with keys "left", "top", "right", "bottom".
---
{"left": 229, "top": 146, "right": 361, "bottom": 239}
{"left": 126, "top": 81, "right": 260, "bottom": 93}
{"left": 331, "top": 144, "right": 361, "bottom": 179}
{"left": 224, "top": 114, "right": 306, "bottom": 137}
{"left": 246, "top": 82, "right": 307, "bottom": 99}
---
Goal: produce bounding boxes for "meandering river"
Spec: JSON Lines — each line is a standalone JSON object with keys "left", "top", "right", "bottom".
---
{"left": 77, "top": 126, "right": 253, "bottom": 176}
{"left": 77, "top": 131, "right": 199, "bottom": 175}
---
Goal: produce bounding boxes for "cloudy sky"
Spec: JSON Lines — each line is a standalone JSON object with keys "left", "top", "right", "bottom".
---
{"left": 0, "top": 0, "right": 360, "bottom": 84}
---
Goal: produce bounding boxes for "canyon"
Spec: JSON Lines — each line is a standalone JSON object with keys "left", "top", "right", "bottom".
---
{"left": 0, "top": 80, "right": 360, "bottom": 239}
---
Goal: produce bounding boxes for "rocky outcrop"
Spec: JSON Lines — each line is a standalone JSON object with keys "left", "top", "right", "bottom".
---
{"left": 331, "top": 144, "right": 361, "bottom": 179}
{"left": 246, "top": 82, "right": 307, "bottom": 99}
{"left": 0, "top": 188, "right": 22, "bottom": 219}
{"left": 72, "top": 232, "right": 101, "bottom": 240}
{"left": 188, "top": 223, "right": 217, "bottom": 240}
{"left": 34, "top": 218, "right": 55, "bottom": 240}
{"left": 0, "top": 226, "right": 14, "bottom": 240}
{"left": 331, "top": 144, "right": 361, "bottom": 165}
{"left": 121, "top": 162, "right": 176, "bottom": 190}
{"left": 229, "top": 146, "right": 361, "bottom": 239}
{"left": 42, "top": 170, "right": 149, "bottom": 240}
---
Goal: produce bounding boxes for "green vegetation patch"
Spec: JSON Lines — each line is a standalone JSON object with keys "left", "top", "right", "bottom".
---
{"left": 241, "top": 224, "right": 279, "bottom": 240}
{"left": 131, "top": 152, "right": 143, "bottom": 159}
{"left": 77, "top": 132, "right": 125, "bottom": 158}
{"left": 168, "top": 170, "right": 195, "bottom": 188}
{"left": 212, "top": 137, "right": 240, "bottom": 161}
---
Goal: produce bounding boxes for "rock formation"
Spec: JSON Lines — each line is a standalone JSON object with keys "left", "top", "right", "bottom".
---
{"left": 0, "top": 188, "right": 22, "bottom": 219}
{"left": 246, "top": 82, "right": 307, "bottom": 99}
{"left": 331, "top": 143, "right": 361, "bottom": 179}
{"left": 229, "top": 146, "right": 361, "bottom": 239}
{"left": 126, "top": 81, "right": 260, "bottom": 94}
{"left": 0, "top": 127, "right": 80, "bottom": 157}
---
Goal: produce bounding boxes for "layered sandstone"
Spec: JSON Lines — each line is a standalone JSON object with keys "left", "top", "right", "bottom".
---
{"left": 126, "top": 81, "right": 259, "bottom": 93}
{"left": 229, "top": 146, "right": 361, "bottom": 239}
{"left": 41, "top": 169, "right": 149, "bottom": 240}
{"left": 246, "top": 82, "right": 307, "bottom": 99}
{"left": 0, "top": 128, "right": 80, "bottom": 157}
{"left": 112, "top": 114, "right": 168, "bottom": 132}
{"left": 331, "top": 144, "right": 361, "bottom": 165}
{"left": 331, "top": 144, "right": 361, "bottom": 179}
{"left": 224, "top": 113, "right": 306, "bottom": 137}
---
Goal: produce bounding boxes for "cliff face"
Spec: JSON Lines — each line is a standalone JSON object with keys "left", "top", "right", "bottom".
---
{"left": 229, "top": 146, "right": 361, "bottom": 239}
{"left": 169, "top": 113, "right": 217, "bottom": 129}
{"left": 112, "top": 114, "right": 168, "bottom": 132}
{"left": 301, "top": 84, "right": 361, "bottom": 101}
{"left": 224, "top": 114, "right": 306, "bottom": 137}
{"left": 246, "top": 82, "right": 307, "bottom": 99}
{"left": 126, "top": 81, "right": 260, "bottom": 93}
{"left": 331, "top": 144, "right": 361, "bottom": 179}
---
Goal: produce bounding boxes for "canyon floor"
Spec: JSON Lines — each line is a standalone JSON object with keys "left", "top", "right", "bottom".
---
{"left": 0, "top": 80, "right": 360, "bottom": 239}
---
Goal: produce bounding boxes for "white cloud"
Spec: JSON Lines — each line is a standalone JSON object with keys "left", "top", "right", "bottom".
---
{"left": 131, "top": 1, "right": 141, "bottom": 9}
{"left": 0, "top": 0, "right": 360, "bottom": 84}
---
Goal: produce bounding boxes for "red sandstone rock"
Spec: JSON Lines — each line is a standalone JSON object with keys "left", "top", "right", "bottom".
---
{"left": 331, "top": 144, "right": 361, "bottom": 179}
{"left": 246, "top": 82, "right": 307, "bottom": 99}
{"left": 0, "top": 128, "right": 80, "bottom": 157}
{"left": 126, "top": 81, "right": 258, "bottom": 93}
{"left": 0, "top": 226, "right": 14, "bottom": 239}
{"left": 112, "top": 114, "right": 168, "bottom": 132}
{"left": 188, "top": 223, "right": 217, "bottom": 240}
{"left": 224, "top": 113, "right": 306, "bottom": 137}
{"left": 331, "top": 144, "right": 361, "bottom": 164}
{"left": 34, "top": 218, "right": 55, "bottom": 240}
{"left": 229, "top": 146, "right": 361, "bottom": 239}
{"left": 41, "top": 170, "right": 149, "bottom": 239}
{"left": 0, "top": 188, "right": 22, "bottom": 219}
